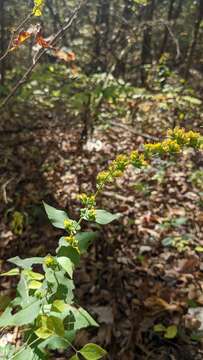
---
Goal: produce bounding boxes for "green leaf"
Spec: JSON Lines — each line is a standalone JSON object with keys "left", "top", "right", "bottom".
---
{"left": 57, "top": 257, "right": 74, "bottom": 278}
{"left": 35, "top": 327, "right": 54, "bottom": 339}
{"left": 162, "top": 237, "right": 173, "bottom": 247}
{"left": 39, "top": 330, "right": 75, "bottom": 351}
{"left": 12, "top": 300, "right": 41, "bottom": 326}
{"left": 43, "top": 201, "right": 69, "bottom": 229}
{"left": 50, "top": 316, "right": 64, "bottom": 337}
{"left": 69, "top": 355, "right": 79, "bottom": 360}
{"left": 35, "top": 316, "right": 64, "bottom": 339}
{"left": 0, "top": 300, "right": 41, "bottom": 326}
{"left": 0, "top": 268, "right": 20, "bottom": 276}
{"left": 182, "top": 96, "right": 202, "bottom": 105}
{"left": 79, "top": 343, "right": 107, "bottom": 360}
{"left": 95, "top": 209, "right": 121, "bottom": 225}
{"left": 17, "top": 275, "right": 29, "bottom": 302}
{"left": 0, "top": 306, "right": 13, "bottom": 327}
{"left": 28, "top": 280, "right": 42, "bottom": 289}
{"left": 164, "top": 325, "right": 178, "bottom": 339}
{"left": 71, "top": 306, "right": 99, "bottom": 330}
{"left": 12, "top": 347, "right": 36, "bottom": 360}
{"left": 57, "top": 246, "right": 80, "bottom": 265}
{"left": 23, "top": 269, "right": 44, "bottom": 281}
{"left": 153, "top": 323, "right": 166, "bottom": 332}
{"left": 76, "top": 232, "right": 98, "bottom": 253}
{"left": 8, "top": 256, "right": 44, "bottom": 269}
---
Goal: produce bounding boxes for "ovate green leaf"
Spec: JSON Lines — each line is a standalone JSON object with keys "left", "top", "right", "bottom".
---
{"left": 8, "top": 256, "right": 44, "bottom": 269}
{"left": 79, "top": 343, "right": 107, "bottom": 360}
{"left": 153, "top": 323, "right": 166, "bottom": 332}
{"left": 164, "top": 325, "right": 178, "bottom": 339}
{"left": 95, "top": 209, "right": 121, "bottom": 225}
{"left": 0, "top": 268, "right": 19, "bottom": 276}
{"left": 43, "top": 201, "right": 69, "bottom": 229}
{"left": 57, "top": 257, "right": 74, "bottom": 278}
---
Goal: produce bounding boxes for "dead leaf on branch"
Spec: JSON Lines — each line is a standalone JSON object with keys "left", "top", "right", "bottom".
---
{"left": 9, "top": 26, "right": 76, "bottom": 65}
{"left": 54, "top": 49, "right": 76, "bottom": 62}
{"left": 10, "top": 31, "right": 32, "bottom": 51}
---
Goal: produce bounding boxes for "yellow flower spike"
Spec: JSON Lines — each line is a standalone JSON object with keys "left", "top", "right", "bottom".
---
{"left": 96, "top": 171, "right": 110, "bottom": 185}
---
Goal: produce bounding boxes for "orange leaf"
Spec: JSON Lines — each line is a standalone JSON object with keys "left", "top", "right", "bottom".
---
{"left": 10, "top": 31, "right": 31, "bottom": 51}
{"left": 54, "top": 49, "right": 76, "bottom": 62}
{"left": 36, "top": 35, "right": 54, "bottom": 49}
{"left": 66, "top": 51, "right": 76, "bottom": 61}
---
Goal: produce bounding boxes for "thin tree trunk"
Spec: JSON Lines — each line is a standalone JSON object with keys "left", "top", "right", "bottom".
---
{"left": 140, "top": 0, "right": 155, "bottom": 86}
{"left": 0, "top": 0, "right": 6, "bottom": 87}
{"left": 159, "top": 0, "right": 175, "bottom": 59}
{"left": 184, "top": 0, "right": 203, "bottom": 79}
{"left": 114, "top": 0, "right": 133, "bottom": 77}
{"left": 173, "top": 0, "right": 184, "bottom": 22}
{"left": 94, "top": 0, "right": 110, "bottom": 71}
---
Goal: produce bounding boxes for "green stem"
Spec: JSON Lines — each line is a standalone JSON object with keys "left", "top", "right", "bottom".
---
{"left": 61, "top": 336, "right": 78, "bottom": 354}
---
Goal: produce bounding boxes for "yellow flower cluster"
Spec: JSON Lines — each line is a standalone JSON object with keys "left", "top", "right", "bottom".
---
{"left": 110, "top": 154, "right": 129, "bottom": 172}
{"left": 130, "top": 151, "right": 148, "bottom": 168}
{"left": 65, "top": 235, "right": 80, "bottom": 253}
{"left": 78, "top": 193, "right": 96, "bottom": 207}
{"left": 96, "top": 171, "right": 110, "bottom": 186}
{"left": 87, "top": 208, "right": 96, "bottom": 220}
{"left": 144, "top": 139, "right": 181, "bottom": 156}
{"left": 167, "top": 127, "right": 200, "bottom": 148}
{"left": 44, "top": 255, "right": 57, "bottom": 268}
{"left": 64, "top": 219, "right": 77, "bottom": 233}
{"left": 97, "top": 155, "right": 129, "bottom": 187}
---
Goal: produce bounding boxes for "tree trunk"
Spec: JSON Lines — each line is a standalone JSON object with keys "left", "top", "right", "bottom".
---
{"left": 0, "top": 0, "right": 5, "bottom": 87}
{"left": 184, "top": 0, "right": 203, "bottom": 79}
{"left": 159, "top": 0, "right": 175, "bottom": 59}
{"left": 114, "top": 0, "right": 134, "bottom": 77}
{"left": 140, "top": 0, "right": 156, "bottom": 86}
{"left": 94, "top": 0, "right": 110, "bottom": 71}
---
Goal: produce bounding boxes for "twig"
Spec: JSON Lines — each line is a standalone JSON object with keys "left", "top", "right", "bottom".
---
{"left": 0, "top": 1, "right": 84, "bottom": 109}
{"left": 110, "top": 120, "right": 160, "bottom": 141}
{"left": 0, "top": 12, "right": 33, "bottom": 62}
{"left": 1, "top": 178, "right": 14, "bottom": 204}
{"left": 160, "top": 20, "right": 181, "bottom": 60}
{"left": 103, "top": 191, "right": 135, "bottom": 203}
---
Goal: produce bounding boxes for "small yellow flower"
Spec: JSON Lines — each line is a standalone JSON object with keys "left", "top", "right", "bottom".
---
{"left": 111, "top": 154, "right": 129, "bottom": 172}
{"left": 96, "top": 171, "right": 110, "bottom": 185}
{"left": 78, "top": 193, "right": 96, "bottom": 207}
{"left": 44, "top": 255, "right": 57, "bottom": 268}
{"left": 65, "top": 235, "right": 80, "bottom": 253}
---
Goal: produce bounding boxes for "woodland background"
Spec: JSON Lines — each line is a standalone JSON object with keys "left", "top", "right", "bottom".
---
{"left": 0, "top": 0, "right": 203, "bottom": 359}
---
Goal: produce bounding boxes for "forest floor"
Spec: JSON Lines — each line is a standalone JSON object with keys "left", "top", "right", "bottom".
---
{"left": 0, "top": 108, "right": 203, "bottom": 359}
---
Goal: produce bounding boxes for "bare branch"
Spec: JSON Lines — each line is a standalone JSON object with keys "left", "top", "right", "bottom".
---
{"left": 163, "top": 21, "right": 181, "bottom": 60}
{"left": 0, "top": 12, "right": 33, "bottom": 62}
{"left": 0, "top": 1, "right": 85, "bottom": 109}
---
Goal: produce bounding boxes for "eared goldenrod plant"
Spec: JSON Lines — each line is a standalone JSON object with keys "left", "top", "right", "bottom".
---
{"left": 0, "top": 128, "right": 202, "bottom": 360}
